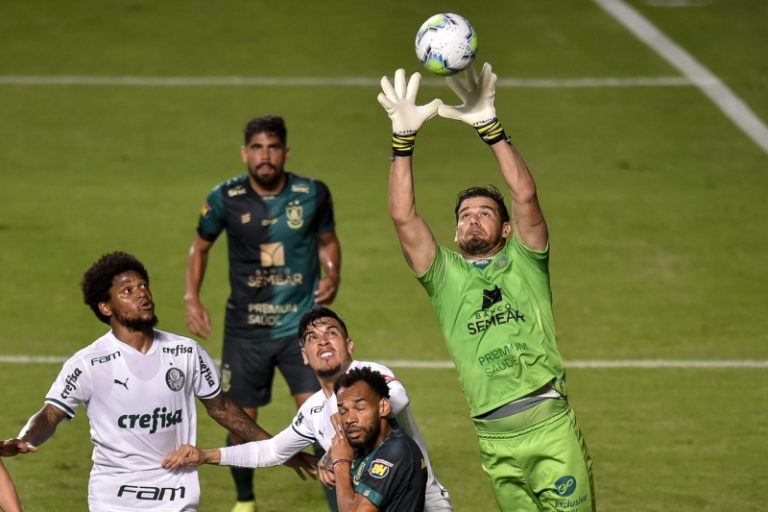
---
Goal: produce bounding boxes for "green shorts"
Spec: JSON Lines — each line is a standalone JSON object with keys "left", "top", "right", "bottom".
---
{"left": 473, "top": 399, "right": 595, "bottom": 512}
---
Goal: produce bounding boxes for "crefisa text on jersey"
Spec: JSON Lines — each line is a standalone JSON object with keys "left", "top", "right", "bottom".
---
{"left": 60, "top": 368, "right": 83, "bottom": 399}
{"left": 198, "top": 355, "right": 215, "bottom": 387}
{"left": 162, "top": 344, "right": 193, "bottom": 356}
{"left": 117, "top": 407, "right": 183, "bottom": 434}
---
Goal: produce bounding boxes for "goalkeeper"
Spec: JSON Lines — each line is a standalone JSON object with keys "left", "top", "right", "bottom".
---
{"left": 378, "top": 64, "right": 595, "bottom": 512}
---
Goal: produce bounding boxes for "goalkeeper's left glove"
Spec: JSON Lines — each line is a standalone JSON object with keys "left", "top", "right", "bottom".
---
{"left": 377, "top": 69, "right": 442, "bottom": 157}
{"left": 438, "top": 62, "right": 509, "bottom": 145}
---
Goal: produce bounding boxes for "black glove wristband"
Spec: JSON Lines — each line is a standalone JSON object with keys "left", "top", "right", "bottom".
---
{"left": 391, "top": 132, "right": 416, "bottom": 157}
{"left": 475, "top": 118, "right": 509, "bottom": 145}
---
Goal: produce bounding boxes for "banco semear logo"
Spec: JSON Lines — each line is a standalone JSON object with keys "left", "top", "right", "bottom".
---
{"left": 482, "top": 285, "right": 503, "bottom": 310}
{"left": 554, "top": 475, "right": 577, "bottom": 497}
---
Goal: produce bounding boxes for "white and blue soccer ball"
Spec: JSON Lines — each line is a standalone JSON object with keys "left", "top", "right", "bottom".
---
{"left": 415, "top": 13, "right": 478, "bottom": 76}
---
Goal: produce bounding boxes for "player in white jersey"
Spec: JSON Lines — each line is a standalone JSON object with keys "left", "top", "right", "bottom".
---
{"left": 2, "top": 252, "right": 315, "bottom": 512}
{"left": 163, "top": 307, "right": 452, "bottom": 511}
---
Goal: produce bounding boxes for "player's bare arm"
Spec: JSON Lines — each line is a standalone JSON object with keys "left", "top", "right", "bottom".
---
{"left": 490, "top": 140, "right": 548, "bottom": 251}
{"left": 378, "top": 68, "right": 441, "bottom": 276}
{"left": 388, "top": 156, "right": 438, "bottom": 277}
{"left": 184, "top": 234, "right": 214, "bottom": 339}
{"left": 315, "top": 230, "right": 341, "bottom": 305}
{"left": 439, "top": 62, "right": 548, "bottom": 251}
{"left": 4, "top": 404, "right": 67, "bottom": 455}
{"left": 0, "top": 459, "right": 21, "bottom": 512}
{"left": 202, "top": 394, "right": 271, "bottom": 441}
{"left": 201, "top": 395, "right": 317, "bottom": 480}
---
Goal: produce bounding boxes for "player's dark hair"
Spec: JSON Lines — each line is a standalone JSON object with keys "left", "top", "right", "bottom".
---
{"left": 455, "top": 185, "right": 510, "bottom": 224}
{"left": 244, "top": 115, "right": 287, "bottom": 146}
{"left": 334, "top": 367, "right": 390, "bottom": 400}
{"left": 81, "top": 252, "right": 149, "bottom": 324}
{"left": 298, "top": 306, "right": 349, "bottom": 344}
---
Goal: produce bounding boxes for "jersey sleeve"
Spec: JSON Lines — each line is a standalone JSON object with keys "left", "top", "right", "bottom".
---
{"left": 290, "top": 402, "right": 319, "bottom": 443}
{"left": 219, "top": 425, "right": 312, "bottom": 468}
{"left": 311, "top": 180, "right": 336, "bottom": 234}
{"left": 193, "top": 344, "right": 222, "bottom": 400}
{"left": 44, "top": 356, "right": 92, "bottom": 419}
{"left": 196, "top": 186, "right": 226, "bottom": 242}
{"left": 417, "top": 246, "right": 450, "bottom": 297}
{"left": 354, "top": 437, "right": 417, "bottom": 508}
{"left": 509, "top": 236, "right": 549, "bottom": 274}
{"left": 362, "top": 362, "right": 410, "bottom": 416}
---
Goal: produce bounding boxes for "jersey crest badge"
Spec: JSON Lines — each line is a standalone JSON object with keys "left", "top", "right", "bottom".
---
{"left": 165, "top": 368, "right": 185, "bottom": 391}
{"left": 368, "top": 459, "right": 393, "bottom": 479}
{"left": 494, "top": 254, "right": 509, "bottom": 269}
{"left": 286, "top": 200, "right": 304, "bottom": 229}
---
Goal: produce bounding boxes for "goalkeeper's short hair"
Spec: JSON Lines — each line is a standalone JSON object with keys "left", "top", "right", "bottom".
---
{"left": 455, "top": 185, "right": 510, "bottom": 223}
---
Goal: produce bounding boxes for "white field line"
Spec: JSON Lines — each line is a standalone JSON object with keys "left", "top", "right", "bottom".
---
{"left": 0, "top": 75, "right": 693, "bottom": 88}
{"left": 0, "top": 354, "right": 765, "bottom": 369}
{"left": 594, "top": 0, "right": 768, "bottom": 154}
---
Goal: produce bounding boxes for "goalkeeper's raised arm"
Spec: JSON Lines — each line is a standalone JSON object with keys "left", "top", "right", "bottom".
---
{"left": 438, "top": 62, "right": 548, "bottom": 252}
{"left": 378, "top": 69, "right": 441, "bottom": 276}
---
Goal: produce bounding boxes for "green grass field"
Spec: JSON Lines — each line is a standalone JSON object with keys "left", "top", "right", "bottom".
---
{"left": 1, "top": 1, "right": 767, "bottom": 510}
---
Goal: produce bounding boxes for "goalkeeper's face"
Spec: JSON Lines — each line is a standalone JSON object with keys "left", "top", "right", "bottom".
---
{"left": 455, "top": 197, "right": 511, "bottom": 257}
{"left": 301, "top": 317, "right": 354, "bottom": 379}
{"left": 241, "top": 131, "right": 290, "bottom": 190}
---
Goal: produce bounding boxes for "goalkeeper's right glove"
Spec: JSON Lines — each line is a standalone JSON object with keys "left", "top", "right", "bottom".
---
{"left": 377, "top": 69, "right": 442, "bottom": 157}
{"left": 438, "top": 62, "right": 509, "bottom": 145}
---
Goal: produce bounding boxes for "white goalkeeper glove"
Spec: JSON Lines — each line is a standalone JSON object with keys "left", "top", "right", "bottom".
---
{"left": 438, "top": 62, "right": 509, "bottom": 145}
{"left": 377, "top": 68, "right": 441, "bottom": 156}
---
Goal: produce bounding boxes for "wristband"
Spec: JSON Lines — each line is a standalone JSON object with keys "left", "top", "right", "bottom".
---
{"left": 332, "top": 458, "right": 353, "bottom": 469}
{"left": 391, "top": 132, "right": 416, "bottom": 157}
{"left": 475, "top": 118, "right": 509, "bottom": 145}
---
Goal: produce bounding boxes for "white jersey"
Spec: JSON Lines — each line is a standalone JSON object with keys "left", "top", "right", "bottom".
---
{"left": 219, "top": 360, "right": 452, "bottom": 511}
{"left": 43, "top": 330, "right": 221, "bottom": 512}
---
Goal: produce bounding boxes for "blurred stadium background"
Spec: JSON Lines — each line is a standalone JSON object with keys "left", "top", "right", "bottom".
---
{"left": 0, "top": 0, "right": 766, "bottom": 510}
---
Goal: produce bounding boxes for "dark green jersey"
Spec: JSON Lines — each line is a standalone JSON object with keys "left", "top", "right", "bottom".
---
{"left": 197, "top": 172, "right": 335, "bottom": 339}
{"left": 418, "top": 237, "right": 566, "bottom": 417}
{"left": 350, "top": 429, "right": 427, "bottom": 512}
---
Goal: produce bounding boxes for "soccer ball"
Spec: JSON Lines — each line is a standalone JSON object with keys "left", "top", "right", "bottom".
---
{"left": 415, "top": 13, "right": 478, "bottom": 76}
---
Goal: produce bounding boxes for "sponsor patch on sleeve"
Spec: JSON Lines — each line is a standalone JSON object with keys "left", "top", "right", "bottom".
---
{"left": 368, "top": 459, "right": 393, "bottom": 479}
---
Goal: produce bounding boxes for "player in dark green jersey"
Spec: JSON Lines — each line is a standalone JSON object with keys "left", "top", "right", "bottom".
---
{"left": 378, "top": 66, "right": 594, "bottom": 512}
{"left": 185, "top": 115, "right": 341, "bottom": 512}
{"left": 330, "top": 367, "right": 427, "bottom": 512}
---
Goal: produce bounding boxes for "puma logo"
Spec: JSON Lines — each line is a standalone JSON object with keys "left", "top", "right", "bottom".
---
{"left": 114, "top": 378, "right": 129, "bottom": 390}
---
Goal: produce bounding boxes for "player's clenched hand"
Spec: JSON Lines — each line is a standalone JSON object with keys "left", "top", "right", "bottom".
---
{"left": 162, "top": 444, "right": 207, "bottom": 469}
{"left": 317, "top": 448, "right": 337, "bottom": 488}
{"left": 377, "top": 69, "right": 441, "bottom": 135}
{"left": 185, "top": 299, "right": 211, "bottom": 340}
{"left": 1, "top": 439, "right": 37, "bottom": 457}
{"left": 314, "top": 276, "right": 338, "bottom": 305}
{"left": 284, "top": 452, "right": 318, "bottom": 481}
{"left": 438, "top": 62, "right": 498, "bottom": 127}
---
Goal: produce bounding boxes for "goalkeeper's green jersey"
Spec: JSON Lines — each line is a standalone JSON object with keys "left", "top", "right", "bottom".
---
{"left": 418, "top": 237, "right": 566, "bottom": 417}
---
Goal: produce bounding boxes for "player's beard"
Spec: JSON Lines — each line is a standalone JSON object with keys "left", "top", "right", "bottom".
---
{"left": 459, "top": 233, "right": 498, "bottom": 256}
{"left": 316, "top": 363, "right": 343, "bottom": 379}
{"left": 249, "top": 162, "right": 283, "bottom": 189}
{"left": 348, "top": 421, "right": 381, "bottom": 450}
{"left": 113, "top": 310, "right": 158, "bottom": 334}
